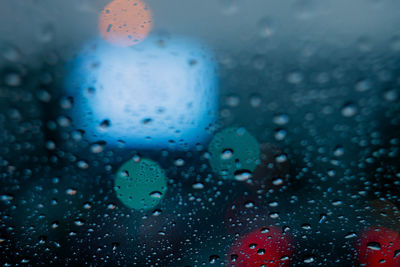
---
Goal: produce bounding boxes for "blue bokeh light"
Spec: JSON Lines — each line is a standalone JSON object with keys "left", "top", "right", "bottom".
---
{"left": 65, "top": 35, "right": 218, "bottom": 149}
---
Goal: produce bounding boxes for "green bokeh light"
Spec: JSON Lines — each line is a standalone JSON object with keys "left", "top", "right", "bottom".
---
{"left": 208, "top": 127, "right": 260, "bottom": 179}
{"left": 114, "top": 158, "right": 167, "bottom": 210}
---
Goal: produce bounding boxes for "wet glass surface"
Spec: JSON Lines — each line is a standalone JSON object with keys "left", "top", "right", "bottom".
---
{"left": 0, "top": 0, "right": 400, "bottom": 266}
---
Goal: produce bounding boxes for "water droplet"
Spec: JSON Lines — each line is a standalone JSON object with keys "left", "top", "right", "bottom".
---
{"left": 333, "top": 146, "right": 344, "bottom": 157}
{"left": 45, "top": 140, "right": 56, "bottom": 150}
{"left": 272, "top": 178, "right": 284, "bottom": 186}
{"left": 274, "top": 128, "right": 287, "bottom": 141}
{"left": 260, "top": 228, "right": 270, "bottom": 234}
{"left": 66, "top": 189, "right": 77, "bottom": 195}
{"left": 226, "top": 94, "right": 240, "bottom": 107}
{"left": 57, "top": 115, "right": 71, "bottom": 127}
{"left": 51, "top": 221, "right": 59, "bottom": 229}
{"left": 332, "top": 200, "right": 343, "bottom": 206}
{"left": 4, "top": 72, "right": 21, "bottom": 87}
{"left": 221, "top": 149, "right": 234, "bottom": 160}
{"left": 344, "top": 232, "right": 357, "bottom": 239}
{"left": 99, "top": 119, "right": 111, "bottom": 130}
{"left": 230, "top": 254, "right": 238, "bottom": 262}
{"left": 249, "top": 243, "right": 257, "bottom": 249}
{"left": 249, "top": 93, "right": 262, "bottom": 107}
{"left": 269, "top": 212, "right": 280, "bottom": 219}
{"left": 83, "top": 202, "right": 92, "bottom": 209}
{"left": 36, "top": 89, "right": 51, "bottom": 102}
{"left": 60, "top": 96, "right": 74, "bottom": 109}
{"left": 355, "top": 79, "right": 371, "bottom": 92}
{"left": 244, "top": 201, "right": 255, "bottom": 208}
{"left": 258, "top": 17, "right": 275, "bottom": 38}
{"left": 152, "top": 209, "right": 162, "bottom": 216}
{"left": 341, "top": 103, "right": 358, "bottom": 117}
{"left": 287, "top": 72, "right": 303, "bottom": 84}
{"left": 150, "top": 191, "right": 162, "bottom": 198}
{"left": 192, "top": 182, "right": 204, "bottom": 190}
{"left": 384, "top": 89, "right": 398, "bottom": 102}
{"left": 174, "top": 158, "right": 185, "bottom": 166}
{"left": 275, "top": 154, "right": 288, "bottom": 163}
{"left": 77, "top": 160, "right": 89, "bottom": 169}
{"left": 209, "top": 255, "right": 220, "bottom": 264}
{"left": 38, "top": 23, "right": 54, "bottom": 43}
{"left": 367, "top": 242, "right": 381, "bottom": 251}
{"left": 273, "top": 114, "right": 289, "bottom": 125}
{"left": 234, "top": 170, "right": 252, "bottom": 181}
{"left": 74, "top": 219, "right": 85, "bottom": 226}
{"left": 90, "top": 142, "right": 106, "bottom": 153}
{"left": 304, "top": 256, "right": 315, "bottom": 263}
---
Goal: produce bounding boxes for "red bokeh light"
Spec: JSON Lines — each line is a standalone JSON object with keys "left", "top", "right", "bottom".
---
{"left": 226, "top": 226, "right": 294, "bottom": 266}
{"left": 355, "top": 226, "right": 400, "bottom": 267}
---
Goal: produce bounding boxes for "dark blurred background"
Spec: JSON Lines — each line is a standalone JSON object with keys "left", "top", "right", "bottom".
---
{"left": 0, "top": 0, "right": 400, "bottom": 266}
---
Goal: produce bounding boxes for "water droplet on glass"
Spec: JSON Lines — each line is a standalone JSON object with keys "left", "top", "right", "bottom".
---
{"left": 234, "top": 170, "right": 252, "bottom": 181}
{"left": 341, "top": 103, "right": 358, "bottom": 117}
{"left": 150, "top": 191, "right": 162, "bottom": 199}
{"left": 192, "top": 182, "right": 204, "bottom": 190}
{"left": 367, "top": 242, "right": 381, "bottom": 251}
{"left": 221, "top": 149, "right": 234, "bottom": 160}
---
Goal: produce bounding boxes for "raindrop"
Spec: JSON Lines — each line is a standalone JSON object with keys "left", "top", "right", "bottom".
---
{"left": 209, "top": 255, "right": 220, "bottom": 264}
{"left": 60, "top": 96, "right": 74, "bottom": 109}
{"left": 273, "top": 114, "right": 289, "bottom": 125}
{"left": 77, "top": 160, "right": 89, "bottom": 169}
{"left": 272, "top": 178, "right": 284, "bottom": 186}
{"left": 304, "top": 256, "right": 315, "bottom": 263}
{"left": 66, "top": 189, "right": 77, "bottom": 195}
{"left": 287, "top": 72, "right": 303, "bottom": 84}
{"left": 355, "top": 79, "right": 371, "bottom": 92}
{"left": 367, "top": 242, "right": 381, "bottom": 251}
{"left": 341, "top": 103, "right": 358, "bottom": 117}
{"left": 258, "top": 17, "right": 275, "bottom": 38}
{"left": 249, "top": 93, "right": 262, "bottom": 107}
{"left": 269, "top": 212, "right": 280, "bottom": 219}
{"left": 90, "top": 142, "right": 106, "bottom": 154}
{"left": 221, "top": 149, "right": 234, "bottom": 160}
{"left": 257, "top": 248, "right": 265, "bottom": 255}
{"left": 83, "top": 202, "right": 92, "bottom": 209}
{"left": 344, "top": 232, "right": 357, "bottom": 239}
{"left": 230, "top": 254, "right": 238, "bottom": 262}
{"left": 261, "top": 228, "right": 270, "bottom": 234}
{"left": 150, "top": 191, "right": 162, "bottom": 199}
{"left": 274, "top": 128, "right": 287, "bottom": 141}
{"left": 333, "top": 146, "right": 344, "bottom": 157}
{"left": 249, "top": 243, "right": 257, "bottom": 249}
{"left": 234, "top": 170, "right": 252, "bottom": 181}
{"left": 192, "top": 182, "right": 204, "bottom": 190}
{"left": 384, "top": 89, "right": 398, "bottom": 102}
{"left": 174, "top": 158, "right": 185, "bottom": 166}
{"left": 244, "top": 201, "right": 255, "bottom": 208}
{"left": 152, "top": 209, "right": 162, "bottom": 216}
{"left": 99, "top": 119, "right": 111, "bottom": 130}
{"left": 226, "top": 94, "right": 240, "bottom": 107}
{"left": 74, "top": 219, "right": 85, "bottom": 226}
{"left": 4, "top": 72, "right": 21, "bottom": 87}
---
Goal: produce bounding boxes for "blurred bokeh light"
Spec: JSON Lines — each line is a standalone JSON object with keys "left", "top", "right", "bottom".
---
{"left": 65, "top": 35, "right": 218, "bottom": 150}
{"left": 98, "top": 0, "right": 153, "bottom": 47}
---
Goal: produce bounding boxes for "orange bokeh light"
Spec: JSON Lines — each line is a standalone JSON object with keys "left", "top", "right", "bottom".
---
{"left": 98, "top": 0, "right": 152, "bottom": 47}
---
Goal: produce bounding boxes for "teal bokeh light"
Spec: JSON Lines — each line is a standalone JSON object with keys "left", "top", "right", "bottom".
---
{"left": 208, "top": 127, "right": 260, "bottom": 179}
{"left": 114, "top": 158, "right": 167, "bottom": 210}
